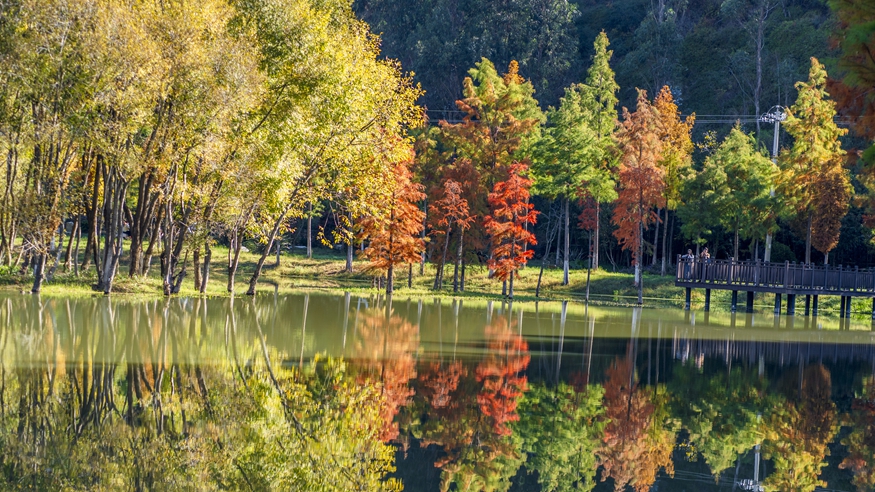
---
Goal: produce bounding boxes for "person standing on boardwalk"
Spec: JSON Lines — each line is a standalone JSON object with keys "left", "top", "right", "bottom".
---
{"left": 682, "top": 249, "right": 695, "bottom": 279}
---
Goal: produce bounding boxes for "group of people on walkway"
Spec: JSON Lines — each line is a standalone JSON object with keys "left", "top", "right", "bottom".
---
{"left": 682, "top": 247, "right": 710, "bottom": 279}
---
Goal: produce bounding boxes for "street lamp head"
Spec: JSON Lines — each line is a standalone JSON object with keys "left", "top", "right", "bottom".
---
{"left": 759, "top": 105, "right": 786, "bottom": 124}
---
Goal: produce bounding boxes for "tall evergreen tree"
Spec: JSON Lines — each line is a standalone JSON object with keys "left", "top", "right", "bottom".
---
{"left": 779, "top": 57, "right": 849, "bottom": 264}
{"left": 582, "top": 31, "right": 620, "bottom": 272}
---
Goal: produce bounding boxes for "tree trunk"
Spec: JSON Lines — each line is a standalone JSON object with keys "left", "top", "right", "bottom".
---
{"left": 563, "top": 197, "right": 570, "bottom": 286}
{"left": 31, "top": 253, "right": 45, "bottom": 294}
{"left": 453, "top": 229, "right": 464, "bottom": 293}
{"left": 536, "top": 208, "right": 560, "bottom": 297}
{"left": 63, "top": 219, "right": 76, "bottom": 272}
{"left": 508, "top": 271, "right": 514, "bottom": 299}
{"left": 193, "top": 247, "right": 202, "bottom": 292}
{"left": 661, "top": 209, "right": 668, "bottom": 275}
{"left": 246, "top": 206, "right": 291, "bottom": 295}
{"left": 434, "top": 224, "right": 451, "bottom": 290}
{"left": 805, "top": 213, "right": 812, "bottom": 264}
{"left": 82, "top": 159, "right": 102, "bottom": 271}
{"left": 200, "top": 241, "right": 211, "bottom": 294}
{"left": 734, "top": 224, "right": 740, "bottom": 261}
{"left": 652, "top": 208, "right": 661, "bottom": 266}
{"left": 593, "top": 202, "right": 600, "bottom": 270}
{"left": 72, "top": 216, "right": 82, "bottom": 276}
{"left": 386, "top": 264, "right": 394, "bottom": 294}
{"left": 460, "top": 261, "right": 466, "bottom": 291}
{"left": 408, "top": 263, "right": 412, "bottom": 288}
{"left": 306, "top": 202, "right": 312, "bottom": 259}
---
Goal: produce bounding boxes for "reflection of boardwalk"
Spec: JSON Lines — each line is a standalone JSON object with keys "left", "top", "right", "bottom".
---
{"left": 675, "top": 256, "right": 875, "bottom": 317}
{"left": 673, "top": 337, "right": 875, "bottom": 366}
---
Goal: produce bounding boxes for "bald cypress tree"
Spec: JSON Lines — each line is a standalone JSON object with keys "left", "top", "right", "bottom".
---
{"left": 779, "top": 58, "right": 849, "bottom": 264}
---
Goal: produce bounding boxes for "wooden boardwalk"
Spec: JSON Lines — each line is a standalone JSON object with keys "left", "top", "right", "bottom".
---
{"left": 674, "top": 256, "right": 875, "bottom": 317}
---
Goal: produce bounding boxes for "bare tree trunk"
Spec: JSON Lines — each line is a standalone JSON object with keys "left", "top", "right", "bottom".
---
{"left": 31, "top": 253, "right": 45, "bottom": 294}
{"left": 434, "top": 224, "right": 451, "bottom": 290}
{"left": 193, "top": 247, "right": 201, "bottom": 292}
{"left": 661, "top": 209, "right": 669, "bottom": 275}
{"left": 386, "top": 264, "right": 394, "bottom": 294}
{"left": 63, "top": 219, "right": 75, "bottom": 272}
{"left": 306, "top": 203, "right": 312, "bottom": 259}
{"left": 651, "top": 208, "right": 661, "bottom": 266}
{"left": 200, "top": 241, "right": 211, "bottom": 294}
{"left": 246, "top": 206, "right": 291, "bottom": 296}
{"left": 453, "top": 229, "right": 464, "bottom": 293}
{"left": 593, "top": 202, "right": 600, "bottom": 270}
{"left": 805, "top": 213, "right": 812, "bottom": 264}
{"left": 345, "top": 211, "right": 353, "bottom": 273}
{"left": 562, "top": 197, "right": 570, "bottom": 285}
{"left": 72, "top": 216, "right": 82, "bottom": 276}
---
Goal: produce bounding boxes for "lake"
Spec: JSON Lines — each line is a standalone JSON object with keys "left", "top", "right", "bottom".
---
{"left": 0, "top": 291, "right": 873, "bottom": 491}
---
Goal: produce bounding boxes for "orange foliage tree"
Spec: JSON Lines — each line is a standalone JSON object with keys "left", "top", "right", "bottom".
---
{"left": 484, "top": 162, "right": 539, "bottom": 298}
{"left": 653, "top": 86, "right": 694, "bottom": 272}
{"left": 429, "top": 179, "right": 475, "bottom": 291}
{"left": 352, "top": 307, "right": 419, "bottom": 442}
{"left": 612, "top": 90, "right": 665, "bottom": 304}
{"left": 597, "top": 353, "right": 675, "bottom": 492}
{"left": 360, "top": 159, "right": 426, "bottom": 293}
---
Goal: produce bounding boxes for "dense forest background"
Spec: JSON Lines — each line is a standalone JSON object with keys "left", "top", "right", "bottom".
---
{"left": 353, "top": 0, "right": 875, "bottom": 269}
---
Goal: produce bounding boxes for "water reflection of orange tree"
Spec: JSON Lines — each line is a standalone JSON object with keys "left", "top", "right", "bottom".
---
{"left": 762, "top": 364, "right": 838, "bottom": 492}
{"left": 669, "top": 361, "right": 765, "bottom": 479}
{"left": 839, "top": 375, "right": 875, "bottom": 491}
{"left": 416, "top": 315, "right": 530, "bottom": 492}
{"left": 597, "top": 351, "right": 676, "bottom": 492}
{"left": 350, "top": 305, "right": 419, "bottom": 442}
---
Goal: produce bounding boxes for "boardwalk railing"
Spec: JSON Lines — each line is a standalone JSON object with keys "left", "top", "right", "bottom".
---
{"left": 675, "top": 256, "right": 875, "bottom": 294}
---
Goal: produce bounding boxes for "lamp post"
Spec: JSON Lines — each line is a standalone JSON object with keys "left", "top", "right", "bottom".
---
{"left": 759, "top": 106, "right": 786, "bottom": 263}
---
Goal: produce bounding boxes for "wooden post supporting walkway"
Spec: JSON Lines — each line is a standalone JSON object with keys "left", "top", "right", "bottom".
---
{"left": 787, "top": 294, "right": 795, "bottom": 316}
{"left": 774, "top": 294, "right": 781, "bottom": 315}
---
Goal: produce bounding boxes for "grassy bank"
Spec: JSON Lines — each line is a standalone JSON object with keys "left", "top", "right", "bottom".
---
{"left": 0, "top": 246, "right": 684, "bottom": 304}
{"left": 2, "top": 248, "right": 866, "bottom": 317}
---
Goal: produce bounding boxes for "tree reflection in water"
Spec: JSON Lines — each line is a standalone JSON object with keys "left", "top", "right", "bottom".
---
{"left": 0, "top": 293, "right": 873, "bottom": 491}
{"left": 0, "top": 296, "right": 400, "bottom": 491}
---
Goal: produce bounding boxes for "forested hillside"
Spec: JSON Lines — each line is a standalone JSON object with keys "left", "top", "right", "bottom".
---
{"left": 354, "top": 0, "right": 832, "bottom": 120}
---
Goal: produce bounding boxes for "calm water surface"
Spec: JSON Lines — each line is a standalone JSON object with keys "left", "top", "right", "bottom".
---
{"left": 1, "top": 292, "right": 874, "bottom": 491}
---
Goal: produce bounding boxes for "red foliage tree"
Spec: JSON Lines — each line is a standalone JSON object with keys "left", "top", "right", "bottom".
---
{"left": 359, "top": 159, "right": 426, "bottom": 293}
{"left": 612, "top": 90, "right": 665, "bottom": 304}
{"left": 429, "top": 179, "right": 475, "bottom": 291}
{"left": 484, "top": 162, "right": 539, "bottom": 298}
